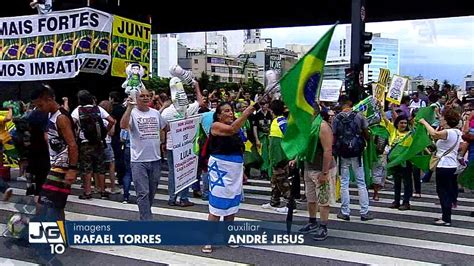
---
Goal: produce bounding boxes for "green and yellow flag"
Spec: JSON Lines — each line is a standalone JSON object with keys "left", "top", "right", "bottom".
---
{"left": 386, "top": 106, "right": 436, "bottom": 170}
{"left": 281, "top": 24, "right": 337, "bottom": 159}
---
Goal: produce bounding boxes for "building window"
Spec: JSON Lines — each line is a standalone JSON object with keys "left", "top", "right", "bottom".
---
{"left": 194, "top": 59, "right": 198, "bottom": 64}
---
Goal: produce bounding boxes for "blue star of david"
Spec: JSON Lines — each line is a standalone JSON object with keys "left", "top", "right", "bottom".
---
{"left": 208, "top": 161, "right": 227, "bottom": 191}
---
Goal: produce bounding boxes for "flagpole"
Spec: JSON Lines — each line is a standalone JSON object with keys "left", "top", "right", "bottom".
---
{"left": 255, "top": 82, "right": 279, "bottom": 104}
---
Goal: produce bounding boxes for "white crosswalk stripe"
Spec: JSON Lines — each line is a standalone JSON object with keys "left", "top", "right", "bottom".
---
{"left": 2, "top": 176, "right": 474, "bottom": 265}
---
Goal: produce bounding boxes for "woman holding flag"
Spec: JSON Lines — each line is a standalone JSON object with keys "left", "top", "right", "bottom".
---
{"left": 419, "top": 109, "right": 462, "bottom": 226}
{"left": 202, "top": 102, "right": 256, "bottom": 253}
{"left": 382, "top": 110, "right": 413, "bottom": 211}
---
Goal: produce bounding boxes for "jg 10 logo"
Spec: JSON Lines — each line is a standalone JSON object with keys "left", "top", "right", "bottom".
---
{"left": 29, "top": 222, "right": 66, "bottom": 255}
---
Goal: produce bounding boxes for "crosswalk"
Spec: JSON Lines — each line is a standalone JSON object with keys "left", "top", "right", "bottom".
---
{"left": 1, "top": 169, "right": 474, "bottom": 265}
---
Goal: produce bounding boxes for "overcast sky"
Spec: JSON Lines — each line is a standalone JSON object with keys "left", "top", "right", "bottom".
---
{"left": 178, "top": 16, "right": 474, "bottom": 84}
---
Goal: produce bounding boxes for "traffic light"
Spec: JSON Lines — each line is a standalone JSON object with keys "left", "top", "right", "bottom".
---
{"left": 361, "top": 32, "right": 373, "bottom": 65}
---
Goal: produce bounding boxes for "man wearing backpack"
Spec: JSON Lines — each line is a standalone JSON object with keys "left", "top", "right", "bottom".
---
{"left": 71, "top": 90, "right": 115, "bottom": 200}
{"left": 333, "top": 100, "right": 373, "bottom": 221}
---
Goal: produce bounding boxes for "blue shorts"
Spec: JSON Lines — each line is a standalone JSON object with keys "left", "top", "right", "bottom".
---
{"left": 104, "top": 143, "right": 115, "bottom": 163}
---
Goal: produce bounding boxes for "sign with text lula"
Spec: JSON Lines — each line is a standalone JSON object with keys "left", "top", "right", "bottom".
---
{"left": 170, "top": 115, "right": 200, "bottom": 194}
{"left": 0, "top": 8, "right": 113, "bottom": 81}
{"left": 111, "top": 15, "right": 150, "bottom": 80}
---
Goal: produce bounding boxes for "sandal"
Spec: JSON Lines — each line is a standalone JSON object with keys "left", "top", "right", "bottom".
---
{"left": 201, "top": 245, "right": 212, "bottom": 253}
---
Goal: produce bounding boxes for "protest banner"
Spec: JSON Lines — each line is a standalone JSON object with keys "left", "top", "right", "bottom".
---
{"left": 170, "top": 115, "right": 200, "bottom": 194}
{"left": 111, "top": 15, "right": 150, "bottom": 80}
{"left": 0, "top": 8, "right": 113, "bottom": 81}
{"left": 373, "top": 68, "right": 390, "bottom": 105}
{"left": 319, "top": 79, "right": 342, "bottom": 102}
{"left": 386, "top": 75, "right": 409, "bottom": 105}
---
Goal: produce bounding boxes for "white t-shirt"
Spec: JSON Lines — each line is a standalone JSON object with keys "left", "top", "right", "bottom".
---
{"left": 161, "top": 102, "right": 200, "bottom": 150}
{"left": 71, "top": 105, "right": 110, "bottom": 143}
{"left": 409, "top": 99, "right": 426, "bottom": 112}
{"left": 436, "top": 128, "right": 461, "bottom": 168}
{"left": 129, "top": 107, "right": 167, "bottom": 162}
{"left": 103, "top": 119, "right": 112, "bottom": 144}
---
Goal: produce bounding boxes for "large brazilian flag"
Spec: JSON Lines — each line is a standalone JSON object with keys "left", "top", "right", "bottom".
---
{"left": 280, "top": 24, "right": 337, "bottom": 159}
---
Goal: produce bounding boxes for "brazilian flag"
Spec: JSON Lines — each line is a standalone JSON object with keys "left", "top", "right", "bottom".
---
{"left": 281, "top": 23, "right": 337, "bottom": 159}
{"left": 386, "top": 106, "right": 436, "bottom": 171}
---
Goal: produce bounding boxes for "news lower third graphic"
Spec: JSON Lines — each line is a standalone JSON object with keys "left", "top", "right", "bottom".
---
{"left": 29, "top": 221, "right": 67, "bottom": 255}
{"left": 28, "top": 221, "right": 305, "bottom": 254}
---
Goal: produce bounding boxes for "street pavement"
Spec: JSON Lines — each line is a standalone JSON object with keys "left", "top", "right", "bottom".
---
{"left": 1, "top": 168, "right": 473, "bottom": 265}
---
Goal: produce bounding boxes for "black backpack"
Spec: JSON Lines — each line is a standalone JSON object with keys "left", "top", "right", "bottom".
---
{"left": 333, "top": 112, "right": 366, "bottom": 158}
{"left": 78, "top": 106, "right": 107, "bottom": 144}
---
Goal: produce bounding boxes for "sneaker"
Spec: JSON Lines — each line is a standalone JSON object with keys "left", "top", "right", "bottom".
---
{"left": 78, "top": 193, "right": 92, "bottom": 200}
{"left": 433, "top": 219, "right": 451, "bottom": 226}
{"left": 312, "top": 225, "right": 328, "bottom": 241}
{"left": 16, "top": 176, "right": 27, "bottom": 182}
{"left": 361, "top": 212, "right": 374, "bottom": 221}
{"left": 100, "top": 192, "right": 110, "bottom": 199}
{"left": 337, "top": 212, "right": 350, "bottom": 221}
{"left": 122, "top": 197, "right": 130, "bottom": 204}
{"left": 168, "top": 200, "right": 178, "bottom": 206}
{"left": 298, "top": 222, "right": 319, "bottom": 234}
{"left": 270, "top": 201, "right": 281, "bottom": 208}
{"left": 297, "top": 197, "right": 307, "bottom": 203}
{"left": 389, "top": 202, "right": 400, "bottom": 209}
{"left": 398, "top": 204, "right": 411, "bottom": 211}
{"left": 109, "top": 188, "right": 122, "bottom": 195}
{"left": 201, "top": 245, "right": 212, "bottom": 253}
{"left": 193, "top": 190, "right": 202, "bottom": 198}
{"left": 178, "top": 200, "right": 194, "bottom": 207}
{"left": 201, "top": 195, "right": 209, "bottom": 201}
{"left": 2, "top": 188, "right": 13, "bottom": 201}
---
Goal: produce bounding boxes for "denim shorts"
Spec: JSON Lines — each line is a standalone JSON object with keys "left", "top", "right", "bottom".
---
{"left": 104, "top": 143, "right": 115, "bottom": 163}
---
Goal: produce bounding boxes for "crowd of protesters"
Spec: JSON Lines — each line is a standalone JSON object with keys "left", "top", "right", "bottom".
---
{"left": 0, "top": 79, "right": 473, "bottom": 253}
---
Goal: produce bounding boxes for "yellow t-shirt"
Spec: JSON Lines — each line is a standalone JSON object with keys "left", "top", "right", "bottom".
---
{"left": 383, "top": 119, "right": 409, "bottom": 147}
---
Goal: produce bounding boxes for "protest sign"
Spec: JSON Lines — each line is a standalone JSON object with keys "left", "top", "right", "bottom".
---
{"left": 0, "top": 8, "right": 113, "bottom": 81}
{"left": 111, "top": 15, "right": 150, "bottom": 80}
{"left": 170, "top": 115, "right": 200, "bottom": 194}
{"left": 319, "top": 79, "right": 342, "bottom": 102}
{"left": 386, "top": 75, "right": 409, "bottom": 105}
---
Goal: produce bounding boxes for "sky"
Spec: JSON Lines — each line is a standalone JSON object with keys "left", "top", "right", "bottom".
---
{"left": 177, "top": 16, "right": 474, "bottom": 85}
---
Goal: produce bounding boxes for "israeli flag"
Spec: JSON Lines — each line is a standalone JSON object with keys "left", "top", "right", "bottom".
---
{"left": 208, "top": 155, "right": 243, "bottom": 216}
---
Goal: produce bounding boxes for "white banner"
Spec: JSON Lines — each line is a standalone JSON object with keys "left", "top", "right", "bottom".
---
{"left": 319, "top": 79, "right": 342, "bottom": 102}
{"left": 386, "top": 75, "right": 409, "bottom": 105}
{"left": 170, "top": 115, "right": 201, "bottom": 194}
{"left": 0, "top": 8, "right": 113, "bottom": 81}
